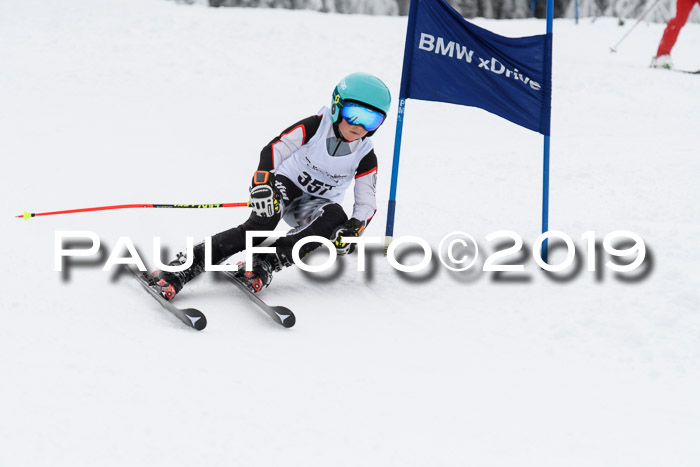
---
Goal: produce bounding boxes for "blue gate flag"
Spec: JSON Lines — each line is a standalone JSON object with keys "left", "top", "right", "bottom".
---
{"left": 400, "top": 0, "right": 552, "bottom": 135}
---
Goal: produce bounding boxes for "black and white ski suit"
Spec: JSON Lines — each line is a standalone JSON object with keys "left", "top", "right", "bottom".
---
{"left": 179, "top": 106, "right": 379, "bottom": 283}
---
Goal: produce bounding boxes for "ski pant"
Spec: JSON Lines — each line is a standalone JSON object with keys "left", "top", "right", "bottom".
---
{"left": 179, "top": 175, "right": 348, "bottom": 284}
{"left": 656, "top": 0, "right": 699, "bottom": 56}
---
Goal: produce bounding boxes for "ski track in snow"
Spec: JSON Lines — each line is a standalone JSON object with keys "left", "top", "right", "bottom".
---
{"left": 1, "top": 0, "right": 699, "bottom": 465}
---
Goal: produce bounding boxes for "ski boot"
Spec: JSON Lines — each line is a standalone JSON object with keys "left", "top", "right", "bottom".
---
{"left": 236, "top": 253, "right": 287, "bottom": 293}
{"left": 147, "top": 270, "right": 185, "bottom": 301}
{"left": 147, "top": 252, "right": 202, "bottom": 301}
{"left": 650, "top": 54, "right": 673, "bottom": 70}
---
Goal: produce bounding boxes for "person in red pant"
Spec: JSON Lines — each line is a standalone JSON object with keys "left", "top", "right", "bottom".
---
{"left": 651, "top": 0, "right": 700, "bottom": 69}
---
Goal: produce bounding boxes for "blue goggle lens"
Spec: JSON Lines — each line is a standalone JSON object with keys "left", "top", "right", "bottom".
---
{"left": 341, "top": 102, "right": 385, "bottom": 132}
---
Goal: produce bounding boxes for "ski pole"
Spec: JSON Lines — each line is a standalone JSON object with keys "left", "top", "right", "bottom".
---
{"left": 16, "top": 202, "right": 250, "bottom": 220}
{"left": 609, "top": 0, "right": 663, "bottom": 53}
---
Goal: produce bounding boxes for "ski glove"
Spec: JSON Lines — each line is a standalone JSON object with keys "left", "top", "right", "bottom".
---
{"left": 249, "top": 170, "right": 281, "bottom": 218}
{"left": 331, "top": 218, "right": 366, "bottom": 255}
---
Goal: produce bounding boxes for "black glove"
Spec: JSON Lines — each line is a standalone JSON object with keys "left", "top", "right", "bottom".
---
{"left": 331, "top": 218, "right": 366, "bottom": 255}
{"left": 249, "top": 170, "right": 281, "bottom": 218}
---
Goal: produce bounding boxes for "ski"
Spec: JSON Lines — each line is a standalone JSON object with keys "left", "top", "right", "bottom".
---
{"left": 674, "top": 69, "right": 700, "bottom": 75}
{"left": 127, "top": 267, "right": 207, "bottom": 331}
{"left": 221, "top": 270, "right": 296, "bottom": 328}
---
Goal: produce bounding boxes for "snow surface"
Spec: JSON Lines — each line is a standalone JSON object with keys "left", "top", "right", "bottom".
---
{"left": 1, "top": 0, "right": 699, "bottom": 466}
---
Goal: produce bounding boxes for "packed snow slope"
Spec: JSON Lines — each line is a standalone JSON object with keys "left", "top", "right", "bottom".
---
{"left": 1, "top": 1, "right": 699, "bottom": 466}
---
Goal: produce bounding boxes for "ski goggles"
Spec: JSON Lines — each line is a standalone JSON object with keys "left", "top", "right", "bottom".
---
{"left": 341, "top": 101, "right": 386, "bottom": 132}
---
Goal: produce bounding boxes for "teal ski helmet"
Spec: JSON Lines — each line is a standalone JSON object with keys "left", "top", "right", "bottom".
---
{"left": 331, "top": 72, "right": 391, "bottom": 136}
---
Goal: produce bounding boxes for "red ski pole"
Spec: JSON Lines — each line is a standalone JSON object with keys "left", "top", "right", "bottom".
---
{"left": 16, "top": 202, "right": 250, "bottom": 220}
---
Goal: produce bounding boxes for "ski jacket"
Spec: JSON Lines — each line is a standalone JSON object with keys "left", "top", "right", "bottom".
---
{"left": 257, "top": 107, "right": 378, "bottom": 224}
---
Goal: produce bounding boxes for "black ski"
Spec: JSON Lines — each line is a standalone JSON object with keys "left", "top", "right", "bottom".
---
{"left": 128, "top": 267, "right": 207, "bottom": 331}
{"left": 674, "top": 69, "right": 700, "bottom": 75}
{"left": 221, "top": 270, "right": 296, "bottom": 328}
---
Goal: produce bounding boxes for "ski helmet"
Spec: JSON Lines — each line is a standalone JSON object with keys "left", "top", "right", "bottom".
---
{"left": 331, "top": 72, "right": 391, "bottom": 136}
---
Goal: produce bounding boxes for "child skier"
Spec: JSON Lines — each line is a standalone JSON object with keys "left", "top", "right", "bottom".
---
{"left": 149, "top": 72, "right": 391, "bottom": 300}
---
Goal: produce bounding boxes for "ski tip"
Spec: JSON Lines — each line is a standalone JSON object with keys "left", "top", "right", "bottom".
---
{"left": 282, "top": 314, "right": 295, "bottom": 328}
{"left": 183, "top": 309, "right": 207, "bottom": 330}
{"left": 274, "top": 306, "right": 296, "bottom": 328}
